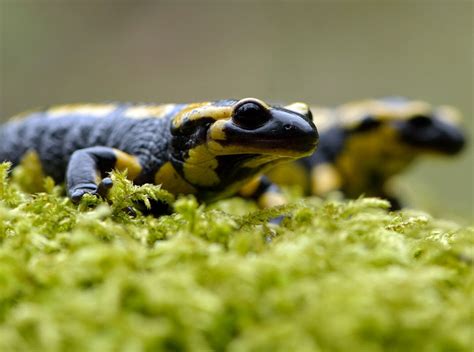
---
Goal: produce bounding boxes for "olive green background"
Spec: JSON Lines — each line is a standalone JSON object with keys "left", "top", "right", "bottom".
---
{"left": 0, "top": 0, "right": 472, "bottom": 220}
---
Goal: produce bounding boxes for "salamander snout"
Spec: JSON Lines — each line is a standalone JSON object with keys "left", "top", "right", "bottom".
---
{"left": 395, "top": 113, "right": 466, "bottom": 155}
{"left": 270, "top": 108, "right": 319, "bottom": 154}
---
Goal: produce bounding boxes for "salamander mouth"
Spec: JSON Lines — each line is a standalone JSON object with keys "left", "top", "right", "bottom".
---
{"left": 207, "top": 138, "right": 318, "bottom": 158}
{"left": 240, "top": 136, "right": 319, "bottom": 153}
{"left": 207, "top": 129, "right": 319, "bottom": 158}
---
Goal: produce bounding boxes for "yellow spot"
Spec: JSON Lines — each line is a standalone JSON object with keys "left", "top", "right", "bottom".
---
{"left": 154, "top": 162, "right": 197, "bottom": 195}
{"left": 182, "top": 145, "right": 220, "bottom": 186}
{"left": 12, "top": 150, "right": 47, "bottom": 193}
{"left": 113, "top": 149, "right": 142, "bottom": 180}
{"left": 258, "top": 192, "right": 286, "bottom": 208}
{"left": 48, "top": 104, "right": 116, "bottom": 118}
{"left": 124, "top": 104, "right": 176, "bottom": 119}
{"left": 172, "top": 98, "right": 271, "bottom": 129}
{"left": 209, "top": 120, "right": 227, "bottom": 140}
{"left": 437, "top": 105, "right": 463, "bottom": 124}
{"left": 239, "top": 176, "right": 261, "bottom": 197}
{"left": 172, "top": 102, "right": 213, "bottom": 128}
{"left": 311, "top": 163, "right": 342, "bottom": 196}
{"left": 284, "top": 102, "right": 310, "bottom": 116}
{"left": 266, "top": 161, "right": 310, "bottom": 192}
{"left": 397, "top": 100, "right": 432, "bottom": 119}
{"left": 186, "top": 105, "right": 232, "bottom": 121}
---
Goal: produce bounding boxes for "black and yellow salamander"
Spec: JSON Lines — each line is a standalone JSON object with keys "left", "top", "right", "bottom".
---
{"left": 0, "top": 98, "right": 318, "bottom": 210}
{"left": 268, "top": 97, "right": 466, "bottom": 209}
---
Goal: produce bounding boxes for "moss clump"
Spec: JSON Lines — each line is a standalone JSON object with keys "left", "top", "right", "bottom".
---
{"left": 0, "top": 162, "right": 472, "bottom": 351}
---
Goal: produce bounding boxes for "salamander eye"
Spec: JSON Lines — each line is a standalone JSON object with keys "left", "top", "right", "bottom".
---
{"left": 232, "top": 101, "right": 270, "bottom": 129}
{"left": 353, "top": 116, "right": 381, "bottom": 132}
{"left": 409, "top": 115, "right": 432, "bottom": 128}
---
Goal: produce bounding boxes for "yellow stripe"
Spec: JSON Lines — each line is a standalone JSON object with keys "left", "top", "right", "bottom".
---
{"left": 184, "top": 105, "right": 232, "bottom": 122}
{"left": 172, "top": 98, "right": 270, "bottom": 129}
{"left": 123, "top": 104, "right": 176, "bottom": 119}
{"left": 338, "top": 99, "right": 433, "bottom": 129}
{"left": 172, "top": 102, "right": 212, "bottom": 128}
{"left": 47, "top": 104, "right": 117, "bottom": 118}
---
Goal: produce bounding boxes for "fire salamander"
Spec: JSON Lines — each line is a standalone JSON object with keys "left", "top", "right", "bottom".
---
{"left": 0, "top": 98, "right": 318, "bottom": 211}
{"left": 267, "top": 97, "right": 466, "bottom": 210}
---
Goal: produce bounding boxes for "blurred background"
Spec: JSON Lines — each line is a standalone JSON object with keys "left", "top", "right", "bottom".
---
{"left": 0, "top": 0, "right": 472, "bottom": 220}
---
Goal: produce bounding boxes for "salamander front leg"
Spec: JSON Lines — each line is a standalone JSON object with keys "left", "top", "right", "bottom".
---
{"left": 66, "top": 146, "right": 142, "bottom": 203}
{"left": 310, "top": 163, "right": 343, "bottom": 197}
{"left": 239, "top": 175, "right": 287, "bottom": 224}
{"left": 239, "top": 175, "right": 286, "bottom": 208}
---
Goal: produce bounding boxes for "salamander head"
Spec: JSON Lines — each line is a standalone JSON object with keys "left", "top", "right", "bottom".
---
{"left": 392, "top": 101, "right": 465, "bottom": 155}
{"left": 169, "top": 98, "right": 318, "bottom": 193}
{"left": 339, "top": 97, "right": 466, "bottom": 155}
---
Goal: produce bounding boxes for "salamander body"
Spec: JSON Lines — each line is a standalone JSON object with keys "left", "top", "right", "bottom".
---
{"left": 0, "top": 99, "right": 318, "bottom": 208}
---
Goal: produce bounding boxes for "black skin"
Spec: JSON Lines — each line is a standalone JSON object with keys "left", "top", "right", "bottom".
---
{"left": 0, "top": 100, "right": 318, "bottom": 215}
{"left": 0, "top": 105, "right": 174, "bottom": 191}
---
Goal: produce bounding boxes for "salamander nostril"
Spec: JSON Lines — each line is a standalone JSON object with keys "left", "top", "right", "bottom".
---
{"left": 284, "top": 124, "right": 293, "bottom": 131}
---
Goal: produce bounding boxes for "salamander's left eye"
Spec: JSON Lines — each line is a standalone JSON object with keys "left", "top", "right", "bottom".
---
{"left": 409, "top": 115, "right": 432, "bottom": 128}
{"left": 232, "top": 101, "right": 270, "bottom": 129}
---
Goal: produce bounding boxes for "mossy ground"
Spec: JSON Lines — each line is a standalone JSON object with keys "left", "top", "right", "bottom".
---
{"left": 0, "top": 162, "right": 472, "bottom": 352}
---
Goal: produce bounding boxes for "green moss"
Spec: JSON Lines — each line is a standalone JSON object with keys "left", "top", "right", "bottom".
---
{"left": 0, "top": 162, "right": 472, "bottom": 351}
